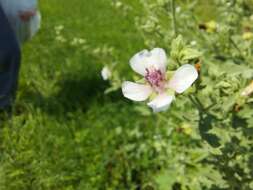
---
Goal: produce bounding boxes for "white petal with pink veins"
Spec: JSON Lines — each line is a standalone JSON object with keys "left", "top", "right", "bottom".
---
{"left": 122, "top": 81, "right": 153, "bottom": 101}
{"left": 168, "top": 64, "right": 198, "bottom": 93}
{"left": 147, "top": 93, "right": 175, "bottom": 112}
{"left": 130, "top": 48, "right": 167, "bottom": 76}
{"left": 149, "top": 48, "right": 167, "bottom": 72}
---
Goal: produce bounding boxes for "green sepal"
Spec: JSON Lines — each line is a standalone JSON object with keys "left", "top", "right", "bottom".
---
{"left": 149, "top": 91, "right": 157, "bottom": 101}
{"left": 135, "top": 78, "right": 146, "bottom": 84}
{"left": 166, "top": 88, "right": 176, "bottom": 96}
{"left": 166, "top": 71, "right": 175, "bottom": 80}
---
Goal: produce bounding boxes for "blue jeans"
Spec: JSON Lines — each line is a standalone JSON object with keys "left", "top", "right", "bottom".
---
{"left": 0, "top": 5, "right": 21, "bottom": 109}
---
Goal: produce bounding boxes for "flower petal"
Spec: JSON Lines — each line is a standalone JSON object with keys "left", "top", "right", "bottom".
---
{"left": 129, "top": 50, "right": 150, "bottom": 76}
{"left": 130, "top": 48, "right": 167, "bottom": 76}
{"left": 101, "top": 66, "right": 111, "bottom": 80}
{"left": 168, "top": 64, "right": 198, "bottom": 93}
{"left": 147, "top": 93, "right": 175, "bottom": 112}
{"left": 122, "top": 81, "right": 152, "bottom": 101}
{"left": 150, "top": 48, "right": 167, "bottom": 72}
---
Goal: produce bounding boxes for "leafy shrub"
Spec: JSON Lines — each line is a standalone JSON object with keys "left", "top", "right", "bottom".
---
{"left": 105, "top": 0, "right": 253, "bottom": 189}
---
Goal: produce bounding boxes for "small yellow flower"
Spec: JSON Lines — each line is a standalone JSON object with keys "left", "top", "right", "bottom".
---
{"left": 181, "top": 123, "right": 192, "bottom": 135}
{"left": 206, "top": 20, "right": 217, "bottom": 33}
{"left": 199, "top": 21, "right": 217, "bottom": 33}
{"left": 242, "top": 32, "right": 253, "bottom": 40}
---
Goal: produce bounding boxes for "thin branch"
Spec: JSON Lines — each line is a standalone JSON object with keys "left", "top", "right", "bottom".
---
{"left": 171, "top": 0, "right": 177, "bottom": 36}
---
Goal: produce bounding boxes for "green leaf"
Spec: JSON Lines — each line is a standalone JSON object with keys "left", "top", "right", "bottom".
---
{"left": 181, "top": 48, "right": 202, "bottom": 62}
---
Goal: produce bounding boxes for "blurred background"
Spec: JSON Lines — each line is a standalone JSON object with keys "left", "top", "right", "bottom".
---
{"left": 1, "top": 0, "right": 253, "bottom": 189}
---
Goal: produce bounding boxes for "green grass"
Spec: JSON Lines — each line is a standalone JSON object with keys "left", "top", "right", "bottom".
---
{"left": 0, "top": 0, "right": 150, "bottom": 189}
{"left": 20, "top": 0, "right": 144, "bottom": 114}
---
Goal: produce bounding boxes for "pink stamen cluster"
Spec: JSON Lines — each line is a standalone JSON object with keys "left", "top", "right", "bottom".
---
{"left": 145, "top": 68, "right": 166, "bottom": 92}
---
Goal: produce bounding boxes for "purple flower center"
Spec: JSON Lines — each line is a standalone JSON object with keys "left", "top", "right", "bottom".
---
{"left": 145, "top": 68, "right": 165, "bottom": 91}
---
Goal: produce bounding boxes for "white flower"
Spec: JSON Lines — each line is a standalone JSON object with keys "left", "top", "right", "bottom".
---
{"left": 101, "top": 66, "right": 112, "bottom": 80}
{"left": 190, "top": 41, "right": 197, "bottom": 46}
{"left": 55, "top": 25, "right": 64, "bottom": 31}
{"left": 176, "top": 6, "right": 181, "bottom": 13}
{"left": 55, "top": 25, "right": 64, "bottom": 35}
{"left": 115, "top": 1, "right": 123, "bottom": 8}
{"left": 71, "top": 37, "right": 86, "bottom": 46}
{"left": 122, "top": 48, "right": 198, "bottom": 112}
{"left": 55, "top": 35, "right": 66, "bottom": 43}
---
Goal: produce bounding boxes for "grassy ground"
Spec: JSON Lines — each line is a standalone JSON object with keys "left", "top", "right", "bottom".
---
{"left": 0, "top": 0, "right": 149, "bottom": 189}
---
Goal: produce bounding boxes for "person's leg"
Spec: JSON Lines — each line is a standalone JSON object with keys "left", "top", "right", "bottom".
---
{"left": 0, "top": 5, "right": 21, "bottom": 115}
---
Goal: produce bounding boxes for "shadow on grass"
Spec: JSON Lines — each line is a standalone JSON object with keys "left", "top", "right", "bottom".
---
{"left": 53, "top": 75, "right": 107, "bottom": 111}
{"left": 17, "top": 72, "right": 123, "bottom": 119}
{"left": 17, "top": 44, "right": 129, "bottom": 121}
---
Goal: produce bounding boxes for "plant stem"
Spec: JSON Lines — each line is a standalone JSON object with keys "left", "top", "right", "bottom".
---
{"left": 171, "top": 0, "right": 177, "bottom": 36}
{"left": 229, "top": 37, "right": 252, "bottom": 64}
{"left": 229, "top": 37, "right": 242, "bottom": 56}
